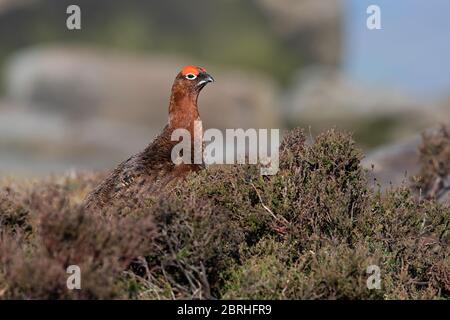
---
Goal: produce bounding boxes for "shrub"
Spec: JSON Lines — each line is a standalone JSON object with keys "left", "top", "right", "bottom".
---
{"left": 135, "top": 196, "right": 244, "bottom": 299}
{"left": 0, "top": 128, "right": 448, "bottom": 300}
{"left": 413, "top": 125, "right": 450, "bottom": 201}
{"left": 0, "top": 176, "right": 155, "bottom": 299}
{"left": 221, "top": 240, "right": 384, "bottom": 299}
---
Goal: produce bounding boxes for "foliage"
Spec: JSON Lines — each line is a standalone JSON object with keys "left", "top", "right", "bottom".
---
{"left": 0, "top": 128, "right": 448, "bottom": 299}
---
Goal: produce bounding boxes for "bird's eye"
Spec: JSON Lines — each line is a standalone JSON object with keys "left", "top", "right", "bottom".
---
{"left": 185, "top": 73, "right": 197, "bottom": 80}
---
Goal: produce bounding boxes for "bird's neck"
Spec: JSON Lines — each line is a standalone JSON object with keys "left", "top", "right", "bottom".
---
{"left": 168, "top": 89, "right": 201, "bottom": 130}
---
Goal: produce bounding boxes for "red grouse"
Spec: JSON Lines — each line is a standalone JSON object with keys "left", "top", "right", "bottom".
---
{"left": 84, "top": 65, "right": 214, "bottom": 211}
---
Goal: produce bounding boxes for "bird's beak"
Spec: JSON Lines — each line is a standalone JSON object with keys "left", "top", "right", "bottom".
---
{"left": 197, "top": 72, "right": 214, "bottom": 88}
{"left": 204, "top": 73, "right": 214, "bottom": 83}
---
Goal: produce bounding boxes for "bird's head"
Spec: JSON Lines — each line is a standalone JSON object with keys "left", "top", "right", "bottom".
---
{"left": 168, "top": 66, "right": 213, "bottom": 127}
{"left": 174, "top": 65, "right": 214, "bottom": 95}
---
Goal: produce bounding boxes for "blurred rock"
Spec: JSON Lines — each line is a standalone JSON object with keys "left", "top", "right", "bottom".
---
{"left": 362, "top": 136, "right": 421, "bottom": 188}
{"left": 5, "top": 46, "right": 280, "bottom": 130}
{"left": 1, "top": 46, "right": 281, "bottom": 175}
{"left": 283, "top": 66, "right": 450, "bottom": 145}
{"left": 363, "top": 126, "right": 450, "bottom": 202}
{"left": 0, "top": 100, "right": 153, "bottom": 176}
{"left": 255, "top": 0, "right": 342, "bottom": 65}
{"left": 285, "top": 66, "right": 422, "bottom": 118}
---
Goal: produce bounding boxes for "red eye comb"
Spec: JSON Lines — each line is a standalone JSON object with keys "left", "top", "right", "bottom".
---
{"left": 181, "top": 65, "right": 205, "bottom": 76}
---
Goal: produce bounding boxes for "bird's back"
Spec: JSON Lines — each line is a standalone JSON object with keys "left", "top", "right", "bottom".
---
{"left": 83, "top": 125, "right": 201, "bottom": 212}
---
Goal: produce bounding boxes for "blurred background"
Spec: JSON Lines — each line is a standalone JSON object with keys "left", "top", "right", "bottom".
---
{"left": 0, "top": 0, "right": 449, "bottom": 187}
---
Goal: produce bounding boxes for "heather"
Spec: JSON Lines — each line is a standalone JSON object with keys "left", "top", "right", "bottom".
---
{"left": 0, "top": 128, "right": 448, "bottom": 299}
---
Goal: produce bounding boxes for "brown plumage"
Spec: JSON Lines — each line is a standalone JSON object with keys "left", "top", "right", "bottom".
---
{"left": 83, "top": 65, "right": 214, "bottom": 212}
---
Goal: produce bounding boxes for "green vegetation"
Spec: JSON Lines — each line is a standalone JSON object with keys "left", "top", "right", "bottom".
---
{"left": 0, "top": 128, "right": 448, "bottom": 299}
{"left": 0, "top": 0, "right": 301, "bottom": 91}
{"left": 290, "top": 115, "right": 409, "bottom": 149}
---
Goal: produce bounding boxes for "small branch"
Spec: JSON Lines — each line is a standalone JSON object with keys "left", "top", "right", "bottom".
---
{"left": 250, "top": 182, "right": 289, "bottom": 225}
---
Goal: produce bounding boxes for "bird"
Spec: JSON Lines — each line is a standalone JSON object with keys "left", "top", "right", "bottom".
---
{"left": 83, "top": 65, "right": 214, "bottom": 212}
